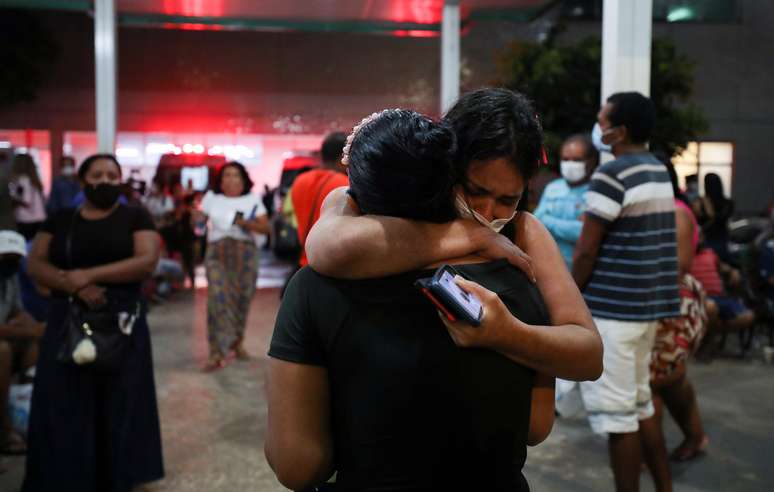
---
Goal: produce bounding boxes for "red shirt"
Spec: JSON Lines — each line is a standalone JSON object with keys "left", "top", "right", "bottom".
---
{"left": 690, "top": 248, "right": 723, "bottom": 296}
{"left": 290, "top": 168, "right": 349, "bottom": 266}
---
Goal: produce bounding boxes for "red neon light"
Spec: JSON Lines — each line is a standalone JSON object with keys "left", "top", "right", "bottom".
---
{"left": 387, "top": 0, "right": 443, "bottom": 24}
{"left": 392, "top": 29, "right": 438, "bottom": 38}
{"left": 160, "top": 22, "right": 225, "bottom": 31}
{"left": 163, "top": 0, "right": 223, "bottom": 17}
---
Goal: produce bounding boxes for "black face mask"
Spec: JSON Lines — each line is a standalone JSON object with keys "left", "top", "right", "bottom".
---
{"left": 84, "top": 183, "right": 122, "bottom": 209}
{"left": 0, "top": 258, "right": 20, "bottom": 278}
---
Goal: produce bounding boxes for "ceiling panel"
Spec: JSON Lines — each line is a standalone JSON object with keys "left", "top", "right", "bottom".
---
{"left": 116, "top": 0, "right": 552, "bottom": 23}
{"left": 4, "top": 0, "right": 556, "bottom": 33}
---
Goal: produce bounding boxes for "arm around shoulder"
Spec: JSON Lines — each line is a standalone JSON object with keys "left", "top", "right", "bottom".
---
{"left": 305, "top": 187, "right": 486, "bottom": 278}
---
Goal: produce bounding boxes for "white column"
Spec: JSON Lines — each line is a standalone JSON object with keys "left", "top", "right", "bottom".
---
{"left": 601, "top": 0, "right": 653, "bottom": 101}
{"left": 95, "top": 0, "right": 117, "bottom": 153}
{"left": 441, "top": 0, "right": 460, "bottom": 114}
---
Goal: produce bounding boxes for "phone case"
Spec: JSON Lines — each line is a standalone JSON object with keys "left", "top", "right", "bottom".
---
{"left": 415, "top": 265, "right": 483, "bottom": 326}
{"left": 415, "top": 278, "right": 458, "bottom": 323}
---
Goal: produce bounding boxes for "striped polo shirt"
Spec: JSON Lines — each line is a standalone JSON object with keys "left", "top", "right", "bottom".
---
{"left": 583, "top": 152, "right": 680, "bottom": 321}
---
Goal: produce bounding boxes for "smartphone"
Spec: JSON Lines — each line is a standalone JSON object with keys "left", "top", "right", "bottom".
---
{"left": 415, "top": 265, "right": 483, "bottom": 326}
{"left": 232, "top": 211, "right": 244, "bottom": 225}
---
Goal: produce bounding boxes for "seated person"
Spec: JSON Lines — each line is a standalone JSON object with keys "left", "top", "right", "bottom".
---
{"left": 18, "top": 239, "right": 50, "bottom": 323}
{"left": 0, "top": 230, "right": 44, "bottom": 456}
{"left": 760, "top": 237, "right": 774, "bottom": 303}
{"left": 265, "top": 110, "right": 558, "bottom": 491}
{"left": 691, "top": 240, "right": 754, "bottom": 333}
{"left": 153, "top": 255, "right": 186, "bottom": 298}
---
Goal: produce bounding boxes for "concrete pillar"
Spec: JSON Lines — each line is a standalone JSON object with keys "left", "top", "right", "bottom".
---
{"left": 95, "top": 0, "right": 117, "bottom": 153}
{"left": 441, "top": 0, "right": 460, "bottom": 114}
{"left": 601, "top": 0, "right": 653, "bottom": 101}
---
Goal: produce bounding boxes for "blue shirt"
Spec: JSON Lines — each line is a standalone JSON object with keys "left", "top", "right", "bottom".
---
{"left": 46, "top": 177, "right": 81, "bottom": 215}
{"left": 534, "top": 178, "right": 588, "bottom": 269}
{"left": 583, "top": 152, "right": 680, "bottom": 321}
{"left": 19, "top": 241, "right": 49, "bottom": 322}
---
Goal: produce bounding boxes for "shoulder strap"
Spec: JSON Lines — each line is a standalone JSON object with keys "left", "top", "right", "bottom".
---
{"left": 66, "top": 208, "right": 81, "bottom": 270}
{"left": 302, "top": 172, "right": 338, "bottom": 246}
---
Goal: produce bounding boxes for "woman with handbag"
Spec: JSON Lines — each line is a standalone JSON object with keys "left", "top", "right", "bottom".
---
{"left": 194, "top": 161, "right": 269, "bottom": 371}
{"left": 22, "top": 154, "right": 164, "bottom": 492}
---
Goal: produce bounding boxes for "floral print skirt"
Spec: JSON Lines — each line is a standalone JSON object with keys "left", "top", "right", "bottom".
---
{"left": 650, "top": 273, "right": 708, "bottom": 381}
{"left": 205, "top": 238, "right": 259, "bottom": 356}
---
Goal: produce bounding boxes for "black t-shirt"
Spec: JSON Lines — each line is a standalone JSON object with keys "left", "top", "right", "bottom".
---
{"left": 42, "top": 205, "right": 156, "bottom": 293}
{"left": 270, "top": 259, "right": 549, "bottom": 492}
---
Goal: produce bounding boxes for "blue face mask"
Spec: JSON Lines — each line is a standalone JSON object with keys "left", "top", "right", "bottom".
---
{"left": 592, "top": 123, "right": 612, "bottom": 154}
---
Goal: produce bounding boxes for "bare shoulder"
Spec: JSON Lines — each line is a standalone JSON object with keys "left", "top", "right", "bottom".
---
{"left": 319, "top": 186, "right": 350, "bottom": 215}
{"left": 514, "top": 211, "right": 554, "bottom": 252}
{"left": 327, "top": 186, "right": 349, "bottom": 201}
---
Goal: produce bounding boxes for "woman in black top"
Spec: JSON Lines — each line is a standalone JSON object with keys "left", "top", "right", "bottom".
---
{"left": 266, "top": 110, "right": 556, "bottom": 491}
{"left": 23, "top": 154, "right": 164, "bottom": 492}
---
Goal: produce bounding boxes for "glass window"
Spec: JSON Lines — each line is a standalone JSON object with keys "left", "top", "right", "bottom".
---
{"left": 672, "top": 141, "right": 734, "bottom": 198}
{"left": 559, "top": 0, "right": 740, "bottom": 23}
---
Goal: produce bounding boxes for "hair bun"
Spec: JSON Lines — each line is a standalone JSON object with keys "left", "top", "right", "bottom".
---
{"left": 345, "top": 109, "right": 458, "bottom": 223}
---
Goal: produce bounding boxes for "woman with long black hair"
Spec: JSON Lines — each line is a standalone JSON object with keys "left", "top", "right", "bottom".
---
{"left": 694, "top": 173, "right": 734, "bottom": 261}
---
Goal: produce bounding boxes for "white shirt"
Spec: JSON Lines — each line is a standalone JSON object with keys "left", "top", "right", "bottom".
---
{"left": 143, "top": 194, "right": 174, "bottom": 221}
{"left": 200, "top": 190, "right": 267, "bottom": 243}
{"left": 13, "top": 175, "right": 47, "bottom": 223}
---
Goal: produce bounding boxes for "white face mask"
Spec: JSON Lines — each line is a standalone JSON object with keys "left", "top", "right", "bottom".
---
{"left": 455, "top": 194, "right": 517, "bottom": 233}
{"left": 560, "top": 160, "right": 587, "bottom": 184}
{"left": 592, "top": 123, "right": 612, "bottom": 154}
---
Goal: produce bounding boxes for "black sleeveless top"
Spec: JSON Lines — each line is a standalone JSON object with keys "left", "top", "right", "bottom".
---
{"left": 270, "top": 259, "right": 549, "bottom": 491}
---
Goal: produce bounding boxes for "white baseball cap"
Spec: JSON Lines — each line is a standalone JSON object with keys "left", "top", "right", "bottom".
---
{"left": 0, "top": 230, "right": 27, "bottom": 257}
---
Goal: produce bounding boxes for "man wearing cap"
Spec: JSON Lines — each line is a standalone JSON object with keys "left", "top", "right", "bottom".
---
{"left": 0, "top": 230, "right": 43, "bottom": 459}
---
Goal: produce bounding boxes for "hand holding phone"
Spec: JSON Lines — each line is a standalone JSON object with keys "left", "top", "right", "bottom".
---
{"left": 419, "top": 266, "right": 524, "bottom": 350}
{"left": 415, "top": 265, "right": 483, "bottom": 326}
{"left": 233, "top": 211, "right": 245, "bottom": 226}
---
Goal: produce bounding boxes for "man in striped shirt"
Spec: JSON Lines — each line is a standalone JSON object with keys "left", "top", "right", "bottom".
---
{"left": 573, "top": 92, "right": 679, "bottom": 492}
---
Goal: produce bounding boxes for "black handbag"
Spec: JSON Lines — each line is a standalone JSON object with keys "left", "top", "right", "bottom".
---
{"left": 56, "top": 298, "right": 139, "bottom": 372}
{"left": 271, "top": 173, "right": 337, "bottom": 261}
{"left": 271, "top": 213, "right": 301, "bottom": 260}
{"left": 56, "top": 209, "right": 139, "bottom": 372}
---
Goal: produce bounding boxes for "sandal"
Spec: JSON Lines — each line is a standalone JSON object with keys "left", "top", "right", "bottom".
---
{"left": 203, "top": 354, "right": 225, "bottom": 372}
{"left": 670, "top": 435, "right": 709, "bottom": 462}
{"left": 0, "top": 430, "right": 27, "bottom": 455}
